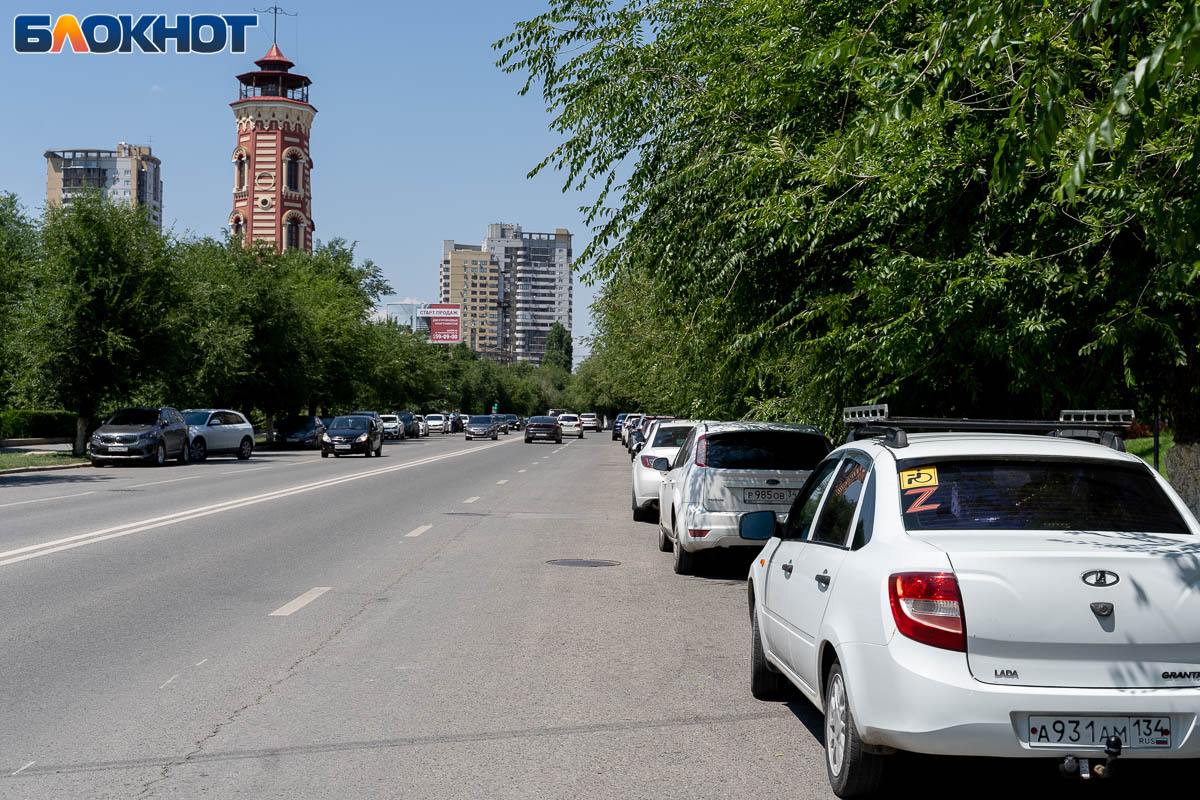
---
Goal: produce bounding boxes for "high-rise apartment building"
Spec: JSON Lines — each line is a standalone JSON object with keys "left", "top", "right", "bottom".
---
{"left": 45, "top": 143, "right": 163, "bottom": 228}
{"left": 440, "top": 223, "right": 573, "bottom": 365}
{"left": 440, "top": 241, "right": 506, "bottom": 360}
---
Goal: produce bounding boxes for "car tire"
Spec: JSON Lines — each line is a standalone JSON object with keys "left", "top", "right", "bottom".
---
{"left": 321, "top": 450, "right": 329, "bottom": 458}
{"left": 492, "top": 433, "right": 498, "bottom": 440}
{"left": 657, "top": 519, "right": 672, "bottom": 552}
{"left": 90, "top": 457, "right": 105, "bottom": 468}
{"left": 632, "top": 491, "right": 647, "bottom": 522}
{"left": 465, "top": 436, "right": 472, "bottom": 441}
{"left": 375, "top": 443, "right": 383, "bottom": 457}
{"left": 672, "top": 535, "right": 696, "bottom": 575}
{"left": 237, "top": 437, "right": 253, "bottom": 460}
{"left": 824, "top": 662, "right": 885, "bottom": 798}
{"left": 190, "top": 437, "right": 207, "bottom": 462}
{"left": 750, "top": 607, "right": 790, "bottom": 700}
{"left": 524, "top": 437, "right": 532, "bottom": 444}
{"left": 153, "top": 442, "right": 166, "bottom": 467}
{"left": 178, "top": 441, "right": 190, "bottom": 464}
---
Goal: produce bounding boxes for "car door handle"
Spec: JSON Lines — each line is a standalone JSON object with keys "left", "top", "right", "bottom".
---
{"left": 814, "top": 573, "right": 830, "bottom": 586}
{"left": 780, "top": 562, "right": 793, "bottom": 575}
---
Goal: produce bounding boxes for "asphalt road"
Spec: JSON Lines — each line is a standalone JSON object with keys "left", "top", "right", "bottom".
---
{"left": 0, "top": 433, "right": 1186, "bottom": 798}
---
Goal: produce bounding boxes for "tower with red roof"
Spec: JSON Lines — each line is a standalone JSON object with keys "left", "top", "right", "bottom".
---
{"left": 228, "top": 43, "right": 315, "bottom": 253}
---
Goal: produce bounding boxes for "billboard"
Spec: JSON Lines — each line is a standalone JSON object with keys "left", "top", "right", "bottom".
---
{"left": 421, "top": 304, "right": 461, "bottom": 344}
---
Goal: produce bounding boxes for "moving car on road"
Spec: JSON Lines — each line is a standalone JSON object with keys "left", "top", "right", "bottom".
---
{"left": 745, "top": 406, "right": 1200, "bottom": 798}
{"left": 183, "top": 409, "right": 255, "bottom": 462}
{"left": 464, "top": 415, "right": 499, "bottom": 441}
{"left": 580, "top": 413, "right": 602, "bottom": 432}
{"left": 275, "top": 415, "right": 325, "bottom": 449}
{"left": 322, "top": 415, "right": 383, "bottom": 457}
{"left": 506, "top": 413, "right": 521, "bottom": 431}
{"left": 380, "top": 414, "right": 403, "bottom": 440}
{"left": 558, "top": 413, "right": 584, "bottom": 439}
{"left": 492, "top": 414, "right": 510, "bottom": 435}
{"left": 524, "top": 416, "right": 562, "bottom": 444}
{"left": 655, "top": 420, "right": 830, "bottom": 573}
{"left": 631, "top": 420, "right": 696, "bottom": 521}
{"left": 90, "top": 406, "right": 191, "bottom": 467}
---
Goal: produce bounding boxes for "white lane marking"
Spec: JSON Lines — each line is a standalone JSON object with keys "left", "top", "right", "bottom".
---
{"left": 405, "top": 524, "right": 432, "bottom": 538}
{"left": 0, "top": 439, "right": 517, "bottom": 569}
{"left": 532, "top": 462, "right": 540, "bottom": 465}
{"left": 11, "top": 761, "right": 34, "bottom": 776}
{"left": 195, "top": 659, "right": 208, "bottom": 667}
{"left": 518, "top": 469, "right": 527, "bottom": 473}
{"left": 463, "top": 496, "right": 480, "bottom": 504}
{"left": 269, "top": 586, "right": 332, "bottom": 617}
{"left": 126, "top": 475, "right": 204, "bottom": 489}
{"left": 159, "top": 674, "right": 179, "bottom": 690}
{"left": 496, "top": 479, "right": 508, "bottom": 485}
{"left": 0, "top": 491, "right": 95, "bottom": 509}
{"left": 219, "top": 465, "right": 271, "bottom": 474}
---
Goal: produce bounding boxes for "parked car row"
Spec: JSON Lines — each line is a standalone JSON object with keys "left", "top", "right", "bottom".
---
{"left": 621, "top": 405, "right": 1199, "bottom": 797}
{"left": 90, "top": 406, "right": 255, "bottom": 467}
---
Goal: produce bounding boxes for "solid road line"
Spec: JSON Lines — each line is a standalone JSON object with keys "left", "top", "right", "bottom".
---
{"left": 405, "top": 524, "right": 432, "bottom": 538}
{"left": 0, "top": 439, "right": 517, "bottom": 569}
{"left": 0, "top": 491, "right": 95, "bottom": 509}
{"left": 269, "top": 586, "right": 332, "bottom": 617}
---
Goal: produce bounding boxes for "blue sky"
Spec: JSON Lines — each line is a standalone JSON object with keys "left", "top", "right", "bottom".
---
{"left": 0, "top": 1, "right": 603, "bottom": 351}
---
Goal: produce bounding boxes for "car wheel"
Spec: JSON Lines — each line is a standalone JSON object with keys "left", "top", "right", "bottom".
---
{"left": 824, "top": 662, "right": 885, "bottom": 798}
{"left": 321, "top": 450, "right": 329, "bottom": 458}
{"left": 750, "top": 607, "right": 790, "bottom": 700}
{"left": 632, "top": 491, "right": 647, "bottom": 522}
{"left": 492, "top": 433, "right": 498, "bottom": 440}
{"left": 466, "top": 436, "right": 472, "bottom": 441}
{"left": 90, "top": 457, "right": 105, "bottom": 468}
{"left": 524, "top": 436, "right": 532, "bottom": 444}
{"left": 672, "top": 535, "right": 696, "bottom": 575}
{"left": 190, "top": 438, "right": 208, "bottom": 462}
{"left": 375, "top": 443, "right": 383, "bottom": 457}
{"left": 237, "top": 437, "right": 253, "bottom": 460}
{"left": 153, "top": 441, "right": 166, "bottom": 467}
{"left": 657, "top": 519, "right": 672, "bottom": 552}
{"left": 178, "top": 441, "right": 190, "bottom": 464}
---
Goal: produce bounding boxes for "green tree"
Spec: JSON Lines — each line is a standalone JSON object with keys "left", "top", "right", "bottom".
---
{"left": 543, "top": 321, "right": 573, "bottom": 372}
{"left": 0, "top": 194, "right": 38, "bottom": 404}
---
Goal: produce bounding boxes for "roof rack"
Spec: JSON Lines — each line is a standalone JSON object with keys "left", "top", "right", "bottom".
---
{"left": 841, "top": 404, "right": 1134, "bottom": 451}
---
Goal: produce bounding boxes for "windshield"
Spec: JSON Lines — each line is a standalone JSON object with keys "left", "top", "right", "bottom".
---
{"left": 897, "top": 459, "right": 1190, "bottom": 534}
{"left": 706, "top": 431, "right": 829, "bottom": 470}
{"left": 560, "top": 415, "right": 578, "bottom": 422}
{"left": 107, "top": 408, "right": 159, "bottom": 426}
{"left": 182, "top": 411, "right": 210, "bottom": 426}
{"left": 380, "top": 415, "right": 399, "bottom": 423}
{"left": 653, "top": 425, "right": 693, "bottom": 448}
{"left": 427, "top": 415, "right": 444, "bottom": 421}
{"left": 468, "top": 416, "right": 493, "bottom": 425}
{"left": 331, "top": 416, "right": 369, "bottom": 430}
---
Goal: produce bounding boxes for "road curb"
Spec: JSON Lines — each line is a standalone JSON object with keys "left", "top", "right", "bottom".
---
{"left": 0, "top": 461, "right": 91, "bottom": 476}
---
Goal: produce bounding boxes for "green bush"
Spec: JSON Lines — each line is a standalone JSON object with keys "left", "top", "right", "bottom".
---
{"left": 0, "top": 409, "right": 77, "bottom": 440}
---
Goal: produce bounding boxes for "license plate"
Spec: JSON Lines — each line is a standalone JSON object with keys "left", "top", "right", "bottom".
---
{"left": 1028, "top": 716, "right": 1171, "bottom": 748}
{"left": 108, "top": 445, "right": 128, "bottom": 452}
{"left": 744, "top": 488, "right": 798, "bottom": 504}
{"left": 334, "top": 444, "right": 350, "bottom": 450}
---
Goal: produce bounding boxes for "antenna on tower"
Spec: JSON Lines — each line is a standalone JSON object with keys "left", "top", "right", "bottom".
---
{"left": 254, "top": 5, "right": 297, "bottom": 45}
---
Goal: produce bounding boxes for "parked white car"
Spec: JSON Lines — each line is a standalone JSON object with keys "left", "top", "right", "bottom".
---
{"left": 621, "top": 414, "right": 643, "bottom": 447}
{"left": 425, "top": 414, "right": 447, "bottom": 433}
{"left": 745, "top": 408, "right": 1200, "bottom": 797}
{"left": 558, "top": 413, "right": 584, "bottom": 439}
{"left": 380, "top": 414, "right": 403, "bottom": 440}
{"left": 181, "top": 409, "right": 255, "bottom": 461}
{"left": 579, "top": 412, "right": 602, "bottom": 432}
{"left": 414, "top": 415, "right": 428, "bottom": 436}
{"left": 656, "top": 421, "right": 831, "bottom": 573}
{"left": 631, "top": 420, "right": 696, "bottom": 521}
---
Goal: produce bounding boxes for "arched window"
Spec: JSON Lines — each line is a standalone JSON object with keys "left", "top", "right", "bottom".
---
{"left": 285, "top": 216, "right": 301, "bottom": 250}
{"left": 235, "top": 156, "right": 246, "bottom": 190}
{"left": 231, "top": 216, "right": 244, "bottom": 237}
{"left": 285, "top": 154, "right": 300, "bottom": 192}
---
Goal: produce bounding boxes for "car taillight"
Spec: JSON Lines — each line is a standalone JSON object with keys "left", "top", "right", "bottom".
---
{"left": 888, "top": 572, "right": 966, "bottom": 652}
{"left": 687, "top": 529, "right": 710, "bottom": 538}
{"left": 694, "top": 434, "right": 707, "bottom": 467}
{"left": 640, "top": 455, "right": 657, "bottom": 468}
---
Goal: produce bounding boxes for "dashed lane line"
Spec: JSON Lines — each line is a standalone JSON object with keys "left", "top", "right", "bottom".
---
{"left": 405, "top": 525, "right": 432, "bottom": 538}
{"left": 269, "top": 587, "right": 332, "bottom": 617}
{"left": 463, "top": 496, "right": 480, "bottom": 504}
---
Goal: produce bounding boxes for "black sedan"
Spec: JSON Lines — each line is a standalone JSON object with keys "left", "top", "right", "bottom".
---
{"left": 321, "top": 415, "right": 383, "bottom": 457}
{"left": 90, "top": 407, "right": 190, "bottom": 467}
{"left": 464, "top": 415, "right": 499, "bottom": 441}
{"left": 276, "top": 415, "right": 326, "bottom": 449}
{"left": 524, "top": 416, "right": 562, "bottom": 444}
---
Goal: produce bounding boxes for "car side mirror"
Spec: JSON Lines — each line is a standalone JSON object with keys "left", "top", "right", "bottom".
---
{"left": 739, "top": 510, "right": 777, "bottom": 541}
{"left": 651, "top": 457, "right": 671, "bottom": 472}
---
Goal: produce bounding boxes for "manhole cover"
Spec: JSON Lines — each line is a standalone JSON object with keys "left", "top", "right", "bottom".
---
{"left": 546, "top": 559, "right": 620, "bottom": 568}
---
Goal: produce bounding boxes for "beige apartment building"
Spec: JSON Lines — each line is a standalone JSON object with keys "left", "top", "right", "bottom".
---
{"left": 45, "top": 143, "right": 163, "bottom": 229}
{"left": 441, "top": 241, "right": 507, "bottom": 362}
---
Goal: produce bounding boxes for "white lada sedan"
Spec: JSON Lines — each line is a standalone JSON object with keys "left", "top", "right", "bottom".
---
{"left": 744, "top": 418, "right": 1200, "bottom": 797}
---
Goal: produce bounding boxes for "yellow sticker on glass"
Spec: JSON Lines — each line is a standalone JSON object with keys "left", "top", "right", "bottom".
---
{"left": 899, "top": 467, "right": 938, "bottom": 489}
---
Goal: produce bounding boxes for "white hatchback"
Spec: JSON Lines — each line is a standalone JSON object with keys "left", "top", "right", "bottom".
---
{"left": 745, "top": 412, "right": 1200, "bottom": 797}
{"left": 631, "top": 420, "right": 697, "bottom": 522}
{"left": 656, "top": 421, "right": 831, "bottom": 573}
{"left": 425, "top": 414, "right": 446, "bottom": 433}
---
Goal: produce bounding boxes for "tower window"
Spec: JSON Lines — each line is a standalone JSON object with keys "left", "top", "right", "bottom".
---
{"left": 231, "top": 217, "right": 244, "bottom": 236}
{"left": 285, "top": 154, "right": 300, "bottom": 192}
{"left": 285, "top": 217, "right": 301, "bottom": 250}
{"left": 236, "top": 156, "right": 246, "bottom": 190}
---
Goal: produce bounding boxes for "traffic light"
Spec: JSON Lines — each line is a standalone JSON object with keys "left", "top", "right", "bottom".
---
{"left": 492, "top": 402, "right": 499, "bottom": 413}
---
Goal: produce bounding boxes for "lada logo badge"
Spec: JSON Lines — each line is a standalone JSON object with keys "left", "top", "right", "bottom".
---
{"left": 1081, "top": 570, "right": 1120, "bottom": 587}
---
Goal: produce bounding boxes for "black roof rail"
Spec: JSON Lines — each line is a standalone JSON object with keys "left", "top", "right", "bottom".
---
{"left": 841, "top": 405, "right": 1134, "bottom": 451}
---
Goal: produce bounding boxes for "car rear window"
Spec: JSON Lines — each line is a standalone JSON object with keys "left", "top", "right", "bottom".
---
{"left": 529, "top": 416, "right": 556, "bottom": 424}
{"left": 896, "top": 459, "right": 1191, "bottom": 534}
{"left": 560, "top": 415, "right": 579, "bottom": 422}
{"left": 705, "top": 431, "right": 829, "bottom": 470}
{"left": 653, "top": 425, "right": 693, "bottom": 448}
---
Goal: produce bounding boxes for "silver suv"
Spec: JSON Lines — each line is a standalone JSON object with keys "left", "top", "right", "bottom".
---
{"left": 182, "top": 409, "right": 255, "bottom": 461}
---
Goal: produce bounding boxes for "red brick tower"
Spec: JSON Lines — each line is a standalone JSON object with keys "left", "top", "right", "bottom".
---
{"left": 228, "top": 44, "right": 315, "bottom": 252}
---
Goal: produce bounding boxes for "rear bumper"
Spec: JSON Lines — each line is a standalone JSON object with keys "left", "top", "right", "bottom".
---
{"left": 841, "top": 638, "right": 1200, "bottom": 758}
{"left": 678, "top": 505, "right": 783, "bottom": 552}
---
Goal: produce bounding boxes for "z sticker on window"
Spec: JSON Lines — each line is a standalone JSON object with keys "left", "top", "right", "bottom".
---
{"left": 904, "top": 486, "right": 940, "bottom": 514}
{"left": 899, "top": 467, "right": 938, "bottom": 489}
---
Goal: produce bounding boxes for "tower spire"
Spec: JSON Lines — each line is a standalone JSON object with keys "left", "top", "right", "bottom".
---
{"left": 254, "top": 5, "right": 296, "bottom": 44}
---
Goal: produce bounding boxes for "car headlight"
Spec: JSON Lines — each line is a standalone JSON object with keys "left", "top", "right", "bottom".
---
{"left": 138, "top": 432, "right": 158, "bottom": 442}
{"left": 322, "top": 433, "right": 331, "bottom": 442}
{"left": 356, "top": 433, "right": 369, "bottom": 442}
{"left": 91, "top": 433, "right": 101, "bottom": 442}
